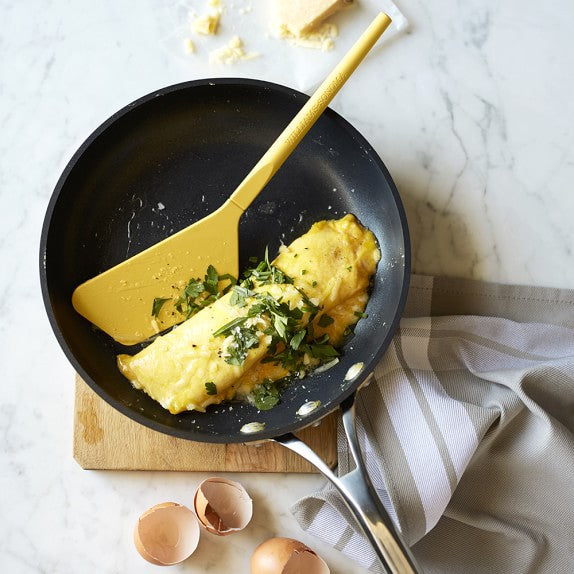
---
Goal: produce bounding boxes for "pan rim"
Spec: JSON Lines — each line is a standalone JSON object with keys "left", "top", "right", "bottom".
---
{"left": 39, "top": 77, "right": 411, "bottom": 443}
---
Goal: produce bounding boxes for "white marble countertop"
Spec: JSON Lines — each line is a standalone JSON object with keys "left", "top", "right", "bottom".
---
{"left": 2, "top": 0, "right": 574, "bottom": 572}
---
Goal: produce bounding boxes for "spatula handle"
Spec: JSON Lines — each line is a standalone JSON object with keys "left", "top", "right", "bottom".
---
{"left": 229, "top": 12, "right": 392, "bottom": 212}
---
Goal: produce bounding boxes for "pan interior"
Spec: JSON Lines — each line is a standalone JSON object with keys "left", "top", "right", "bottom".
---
{"left": 42, "top": 79, "right": 409, "bottom": 443}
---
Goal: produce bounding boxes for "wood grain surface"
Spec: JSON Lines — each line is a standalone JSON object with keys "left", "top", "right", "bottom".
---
{"left": 73, "top": 375, "right": 338, "bottom": 472}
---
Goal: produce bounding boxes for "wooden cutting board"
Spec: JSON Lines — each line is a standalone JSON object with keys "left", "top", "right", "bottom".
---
{"left": 73, "top": 375, "right": 338, "bottom": 472}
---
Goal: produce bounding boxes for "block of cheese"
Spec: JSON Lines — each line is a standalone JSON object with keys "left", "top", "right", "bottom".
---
{"left": 272, "top": 0, "right": 354, "bottom": 36}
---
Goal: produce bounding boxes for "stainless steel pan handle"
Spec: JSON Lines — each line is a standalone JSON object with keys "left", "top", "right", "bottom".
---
{"left": 274, "top": 393, "right": 421, "bottom": 574}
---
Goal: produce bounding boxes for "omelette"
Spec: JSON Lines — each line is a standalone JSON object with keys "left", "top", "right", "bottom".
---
{"left": 117, "top": 214, "right": 380, "bottom": 413}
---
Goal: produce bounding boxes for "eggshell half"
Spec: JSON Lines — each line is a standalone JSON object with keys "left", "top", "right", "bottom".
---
{"left": 134, "top": 502, "right": 200, "bottom": 565}
{"left": 251, "top": 537, "right": 330, "bottom": 574}
{"left": 194, "top": 477, "right": 253, "bottom": 535}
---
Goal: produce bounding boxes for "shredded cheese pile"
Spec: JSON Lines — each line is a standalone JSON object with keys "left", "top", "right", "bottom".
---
{"left": 184, "top": 0, "right": 258, "bottom": 65}
{"left": 209, "top": 35, "right": 259, "bottom": 65}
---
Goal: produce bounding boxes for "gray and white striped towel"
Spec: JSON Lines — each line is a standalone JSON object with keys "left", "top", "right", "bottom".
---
{"left": 292, "top": 274, "right": 574, "bottom": 574}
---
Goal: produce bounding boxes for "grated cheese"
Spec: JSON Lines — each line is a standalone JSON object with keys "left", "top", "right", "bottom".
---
{"left": 183, "top": 38, "right": 196, "bottom": 54}
{"left": 209, "top": 36, "right": 259, "bottom": 65}
{"left": 191, "top": 11, "right": 221, "bottom": 35}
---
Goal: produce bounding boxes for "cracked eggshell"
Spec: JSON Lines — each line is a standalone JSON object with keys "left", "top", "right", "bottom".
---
{"left": 250, "top": 537, "right": 330, "bottom": 574}
{"left": 134, "top": 502, "right": 200, "bottom": 566}
{"left": 194, "top": 477, "right": 253, "bottom": 535}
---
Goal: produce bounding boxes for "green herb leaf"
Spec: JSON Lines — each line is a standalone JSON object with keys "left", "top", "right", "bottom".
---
{"left": 212, "top": 316, "right": 248, "bottom": 337}
{"left": 187, "top": 279, "right": 205, "bottom": 299}
{"left": 307, "top": 322, "right": 315, "bottom": 340}
{"left": 273, "top": 314, "right": 288, "bottom": 339}
{"left": 205, "top": 382, "right": 217, "bottom": 395}
{"left": 224, "top": 325, "right": 260, "bottom": 366}
{"left": 217, "top": 273, "right": 237, "bottom": 285}
{"left": 254, "top": 393, "right": 279, "bottom": 410}
{"left": 204, "top": 265, "right": 220, "bottom": 295}
{"left": 240, "top": 247, "right": 293, "bottom": 286}
{"left": 317, "top": 314, "right": 334, "bottom": 328}
{"left": 230, "top": 285, "right": 254, "bottom": 307}
{"left": 295, "top": 287, "right": 319, "bottom": 313}
{"left": 290, "top": 329, "right": 307, "bottom": 350}
{"left": 174, "top": 268, "right": 233, "bottom": 321}
{"left": 354, "top": 311, "right": 368, "bottom": 319}
{"left": 289, "top": 307, "right": 304, "bottom": 321}
{"left": 309, "top": 344, "right": 340, "bottom": 359}
{"left": 250, "top": 378, "right": 287, "bottom": 410}
{"left": 151, "top": 297, "right": 170, "bottom": 318}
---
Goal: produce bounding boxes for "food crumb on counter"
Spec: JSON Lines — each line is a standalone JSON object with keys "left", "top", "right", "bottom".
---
{"left": 209, "top": 35, "right": 259, "bottom": 65}
{"left": 183, "top": 38, "right": 196, "bottom": 54}
{"left": 191, "top": 10, "right": 221, "bottom": 35}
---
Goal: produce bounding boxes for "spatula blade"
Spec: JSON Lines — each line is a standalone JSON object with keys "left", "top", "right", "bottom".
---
{"left": 72, "top": 204, "right": 242, "bottom": 345}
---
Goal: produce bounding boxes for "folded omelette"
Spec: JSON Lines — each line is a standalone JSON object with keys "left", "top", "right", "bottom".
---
{"left": 117, "top": 214, "right": 380, "bottom": 413}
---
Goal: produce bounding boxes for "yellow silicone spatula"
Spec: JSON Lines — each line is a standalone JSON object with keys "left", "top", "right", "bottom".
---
{"left": 72, "top": 12, "right": 392, "bottom": 345}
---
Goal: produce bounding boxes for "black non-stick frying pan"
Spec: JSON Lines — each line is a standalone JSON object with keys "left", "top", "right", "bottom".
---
{"left": 40, "top": 79, "right": 419, "bottom": 573}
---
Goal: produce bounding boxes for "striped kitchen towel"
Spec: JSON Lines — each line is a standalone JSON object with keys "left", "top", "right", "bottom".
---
{"left": 292, "top": 274, "right": 574, "bottom": 574}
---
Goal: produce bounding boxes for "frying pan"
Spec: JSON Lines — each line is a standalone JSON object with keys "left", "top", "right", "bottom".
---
{"left": 40, "top": 78, "right": 418, "bottom": 573}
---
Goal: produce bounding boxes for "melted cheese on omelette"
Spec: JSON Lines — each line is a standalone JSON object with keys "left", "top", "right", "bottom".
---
{"left": 117, "top": 214, "right": 380, "bottom": 413}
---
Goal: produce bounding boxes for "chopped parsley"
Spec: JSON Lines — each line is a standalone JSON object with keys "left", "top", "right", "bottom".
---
{"left": 249, "top": 378, "right": 288, "bottom": 410}
{"left": 205, "top": 382, "right": 217, "bottom": 395}
{"left": 224, "top": 324, "right": 260, "bottom": 366}
{"left": 317, "top": 313, "right": 334, "bottom": 328}
{"left": 240, "top": 246, "right": 293, "bottom": 287}
{"left": 297, "top": 288, "right": 320, "bottom": 315}
{"left": 161, "top": 247, "right": 357, "bottom": 411}
{"left": 226, "top": 283, "right": 338, "bottom": 374}
{"left": 203, "top": 264, "right": 220, "bottom": 295}
{"left": 151, "top": 297, "right": 170, "bottom": 318}
{"left": 289, "top": 329, "right": 306, "bottom": 350}
{"left": 172, "top": 265, "right": 236, "bottom": 319}
{"left": 229, "top": 285, "right": 255, "bottom": 308}
{"left": 308, "top": 343, "right": 340, "bottom": 359}
{"left": 212, "top": 316, "right": 249, "bottom": 338}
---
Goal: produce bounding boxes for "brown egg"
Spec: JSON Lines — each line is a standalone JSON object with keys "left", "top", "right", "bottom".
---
{"left": 251, "top": 537, "right": 330, "bottom": 574}
{"left": 134, "top": 502, "right": 200, "bottom": 565}
{"left": 193, "top": 477, "right": 253, "bottom": 536}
